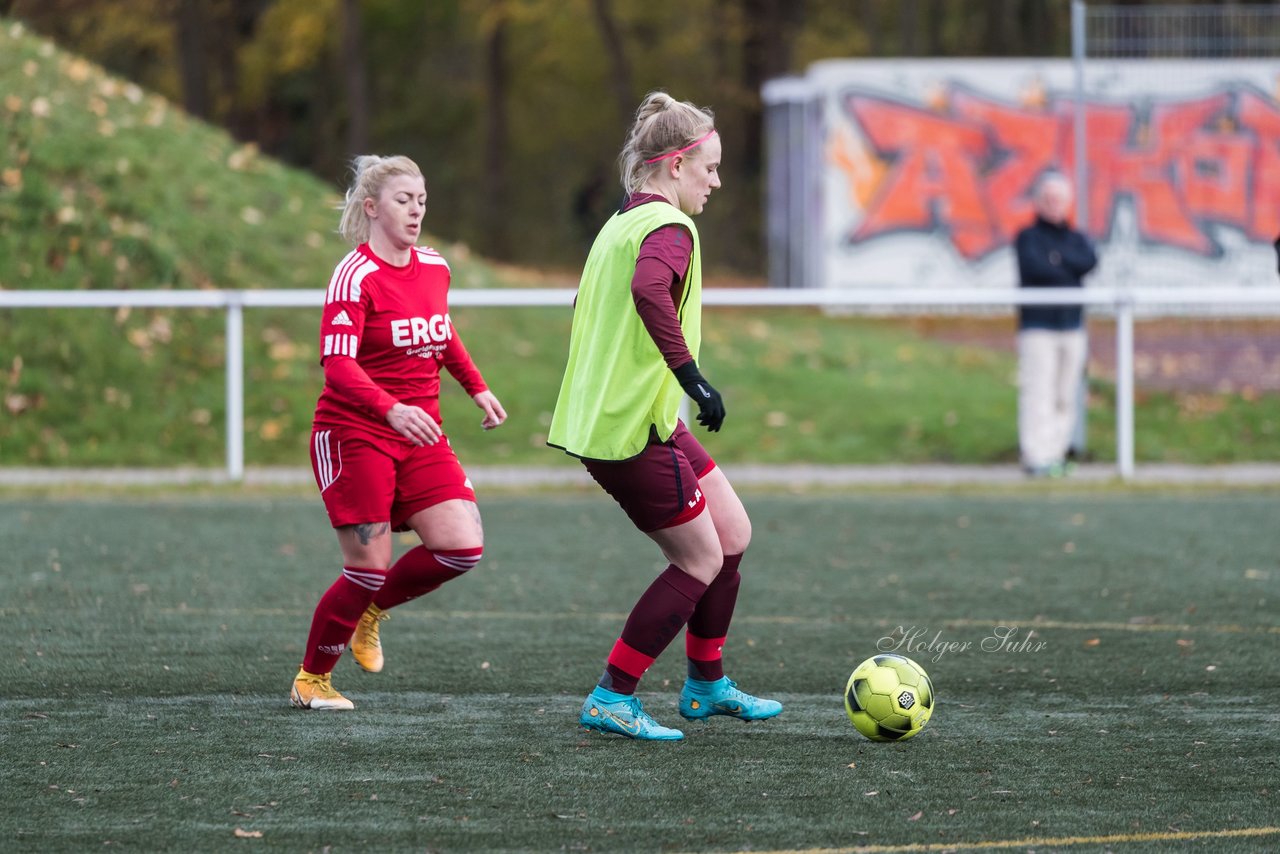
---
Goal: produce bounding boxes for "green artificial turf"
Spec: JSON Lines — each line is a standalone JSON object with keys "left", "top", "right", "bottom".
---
{"left": 3, "top": 491, "right": 1277, "bottom": 852}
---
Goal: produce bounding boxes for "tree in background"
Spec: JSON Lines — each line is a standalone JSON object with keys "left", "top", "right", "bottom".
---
{"left": 15, "top": 0, "right": 1251, "bottom": 274}
{"left": 481, "top": 0, "right": 511, "bottom": 260}
{"left": 339, "top": 0, "right": 370, "bottom": 156}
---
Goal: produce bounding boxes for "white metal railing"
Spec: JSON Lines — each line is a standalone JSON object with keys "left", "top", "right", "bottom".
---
{"left": 4, "top": 286, "right": 1280, "bottom": 481}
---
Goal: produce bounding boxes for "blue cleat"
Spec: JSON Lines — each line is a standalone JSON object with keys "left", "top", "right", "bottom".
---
{"left": 679, "top": 676, "right": 783, "bottom": 721}
{"left": 579, "top": 687, "right": 684, "bottom": 741}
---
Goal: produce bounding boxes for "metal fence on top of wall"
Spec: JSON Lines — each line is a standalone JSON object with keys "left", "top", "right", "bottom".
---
{"left": 4, "top": 286, "right": 1280, "bottom": 483}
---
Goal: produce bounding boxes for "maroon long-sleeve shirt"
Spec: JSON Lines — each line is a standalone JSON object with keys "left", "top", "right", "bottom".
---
{"left": 623, "top": 193, "right": 696, "bottom": 370}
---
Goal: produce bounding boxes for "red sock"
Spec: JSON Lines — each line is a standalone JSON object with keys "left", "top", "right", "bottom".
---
{"left": 600, "top": 565, "right": 708, "bottom": 695}
{"left": 373, "top": 546, "right": 483, "bottom": 610}
{"left": 301, "top": 566, "right": 387, "bottom": 674}
{"left": 686, "top": 553, "right": 743, "bottom": 681}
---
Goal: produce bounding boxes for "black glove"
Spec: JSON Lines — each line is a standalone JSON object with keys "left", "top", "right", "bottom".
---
{"left": 673, "top": 360, "right": 725, "bottom": 432}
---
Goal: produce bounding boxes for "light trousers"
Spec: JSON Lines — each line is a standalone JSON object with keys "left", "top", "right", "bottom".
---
{"left": 1017, "top": 327, "right": 1087, "bottom": 469}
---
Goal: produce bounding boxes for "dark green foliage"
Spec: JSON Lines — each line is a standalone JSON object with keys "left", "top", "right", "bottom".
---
{"left": 3, "top": 21, "right": 1279, "bottom": 470}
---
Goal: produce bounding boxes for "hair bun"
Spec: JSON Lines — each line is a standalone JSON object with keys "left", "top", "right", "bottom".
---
{"left": 618, "top": 92, "right": 716, "bottom": 195}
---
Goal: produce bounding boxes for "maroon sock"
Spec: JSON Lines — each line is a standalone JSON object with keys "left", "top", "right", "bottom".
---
{"left": 301, "top": 566, "right": 387, "bottom": 674}
{"left": 600, "top": 565, "right": 709, "bottom": 695}
{"left": 373, "top": 546, "right": 483, "bottom": 610}
{"left": 686, "top": 553, "right": 743, "bottom": 681}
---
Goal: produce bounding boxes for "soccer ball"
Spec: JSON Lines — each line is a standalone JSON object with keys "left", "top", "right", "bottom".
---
{"left": 844, "top": 653, "right": 935, "bottom": 741}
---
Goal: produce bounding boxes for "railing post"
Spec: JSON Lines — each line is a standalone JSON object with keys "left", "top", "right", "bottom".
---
{"left": 1115, "top": 294, "right": 1135, "bottom": 481}
{"left": 1072, "top": 0, "right": 1089, "bottom": 231}
{"left": 225, "top": 294, "right": 245, "bottom": 482}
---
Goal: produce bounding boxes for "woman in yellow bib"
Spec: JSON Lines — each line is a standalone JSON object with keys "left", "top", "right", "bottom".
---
{"left": 548, "top": 92, "right": 782, "bottom": 740}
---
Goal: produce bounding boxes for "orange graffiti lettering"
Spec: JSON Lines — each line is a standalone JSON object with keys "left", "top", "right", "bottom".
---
{"left": 839, "top": 85, "right": 1280, "bottom": 260}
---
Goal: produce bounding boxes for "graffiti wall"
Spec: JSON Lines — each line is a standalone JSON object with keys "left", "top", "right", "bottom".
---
{"left": 811, "top": 60, "right": 1280, "bottom": 290}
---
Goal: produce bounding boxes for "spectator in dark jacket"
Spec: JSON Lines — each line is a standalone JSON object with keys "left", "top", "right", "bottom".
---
{"left": 1015, "top": 173, "right": 1097, "bottom": 477}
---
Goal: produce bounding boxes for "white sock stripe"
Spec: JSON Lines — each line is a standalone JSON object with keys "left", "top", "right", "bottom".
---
{"left": 434, "top": 553, "right": 482, "bottom": 572}
{"left": 343, "top": 567, "right": 386, "bottom": 580}
{"left": 343, "top": 568, "right": 387, "bottom": 590}
{"left": 436, "top": 554, "right": 481, "bottom": 565}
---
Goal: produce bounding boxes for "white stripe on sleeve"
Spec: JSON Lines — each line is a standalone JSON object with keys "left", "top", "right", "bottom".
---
{"left": 326, "top": 250, "right": 361, "bottom": 305}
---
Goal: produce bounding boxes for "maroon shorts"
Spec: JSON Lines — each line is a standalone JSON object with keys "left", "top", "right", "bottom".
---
{"left": 582, "top": 421, "right": 716, "bottom": 533}
{"left": 310, "top": 426, "right": 476, "bottom": 530}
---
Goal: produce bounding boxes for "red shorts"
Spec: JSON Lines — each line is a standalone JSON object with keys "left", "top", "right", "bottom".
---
{"left": 582, "top": 421, "right": 716, "bottom": 533}
{"left": 310, "top": 426, "right": 476, "bottom": 530}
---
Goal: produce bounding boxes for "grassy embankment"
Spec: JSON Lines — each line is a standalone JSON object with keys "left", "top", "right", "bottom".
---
{"left": 2, "top": 18, "right": 1276, "bottom": 470}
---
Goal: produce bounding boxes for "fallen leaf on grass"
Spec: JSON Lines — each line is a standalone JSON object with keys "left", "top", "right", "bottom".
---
{"left": 1083, "top": 638, "right": 1101, "bottom": 647}
{"left": 233, "top": 828, "right": 262, "bottom": 838}
{"left": 907, "top": 811, "right": 923, "bottom": 821}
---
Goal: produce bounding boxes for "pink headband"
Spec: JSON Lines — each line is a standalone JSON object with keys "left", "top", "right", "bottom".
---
{"left": 644, "top": 130, "right": 718, "bottom": 164}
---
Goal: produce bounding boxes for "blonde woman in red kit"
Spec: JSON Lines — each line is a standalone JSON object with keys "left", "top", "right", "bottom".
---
{"left": 291, "top": 155, "right": 506, "bottom": 710}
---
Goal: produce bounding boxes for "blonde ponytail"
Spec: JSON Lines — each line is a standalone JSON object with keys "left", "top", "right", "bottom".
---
{"left": 337, "top": 155, "right": 423, "bottom": 245}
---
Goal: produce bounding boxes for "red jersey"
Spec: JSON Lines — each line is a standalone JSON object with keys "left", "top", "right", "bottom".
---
{"left": 312, "top": 243, "right": 487, "bottom": 443}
